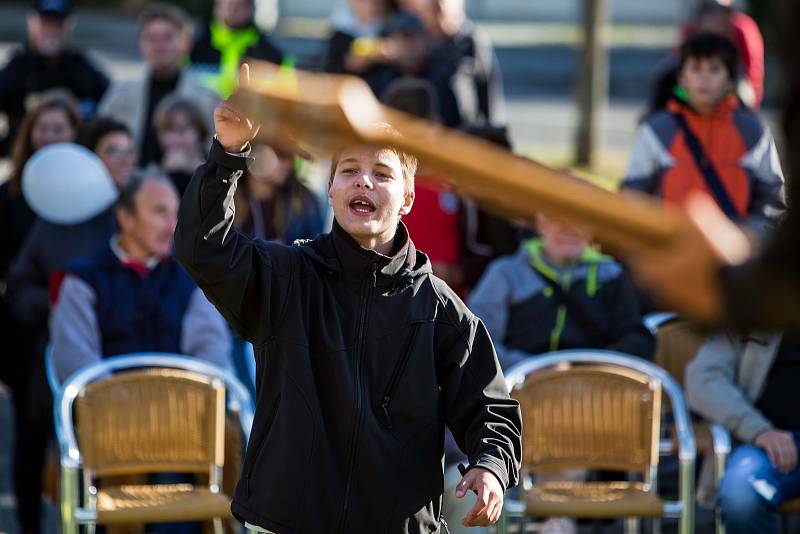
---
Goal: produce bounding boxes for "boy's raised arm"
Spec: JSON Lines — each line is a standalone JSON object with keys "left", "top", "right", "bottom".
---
{"left": 174, "top": 64, "right": 294, "bottom": 344}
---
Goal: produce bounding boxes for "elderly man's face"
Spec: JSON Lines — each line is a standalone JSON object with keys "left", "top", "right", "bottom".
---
{"left": 27, "top": 13, "right": 71, "bottom": 56}
{"left": 119, "top": 180, "right": 179, "bottom": 259}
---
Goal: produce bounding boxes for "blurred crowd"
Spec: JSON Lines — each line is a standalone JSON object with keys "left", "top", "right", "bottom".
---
{"left": 0, "top": 0, "right": 793, "bottom": 533}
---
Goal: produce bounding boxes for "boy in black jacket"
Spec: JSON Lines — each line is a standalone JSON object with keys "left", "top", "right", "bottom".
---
{"left": 174, "top": 64, "right": 522, "bottom": 533}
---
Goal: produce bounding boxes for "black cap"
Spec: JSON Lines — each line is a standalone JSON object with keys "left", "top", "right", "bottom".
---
{"left": 33, "top": 0, "right": 71, "bottom": 18}
{"left": 384, "top": 12, "right": 425, "bottom": 36}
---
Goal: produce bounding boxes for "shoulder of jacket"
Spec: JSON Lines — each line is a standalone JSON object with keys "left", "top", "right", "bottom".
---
{"left": 427, "top": 274, "right": 475, "bottom": 328}
{"left": 732, "top": 106, "right": 766, "bottom": 148}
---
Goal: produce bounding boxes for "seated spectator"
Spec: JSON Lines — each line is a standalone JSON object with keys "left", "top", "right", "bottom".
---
{"left": 468, "top": 214, "right": 652, "bottom": 534}
{"left": 324, "top": 0, "right": 405, "bottom": 96}
{"left": 383, "top": 77, "right": 465, "bottom": 293}
{"left": 381, "top": 11, "right": 429, "bottom": 77}
{"left": 1, "top": 92, "right": 79, "bottom": 281}
{"left": 689, "top": 0, "right": 763, "bottom": 109}
{"left": 153, "top": 96, "right": 210, "bottom": 196}
{"left": 381, "top": 80, "right": 519, "bottom": 296}
{"left": 8, "top": 117, "right": 135, "bottom": 331}
{"left": 412, "top": 0, "right": 505, "bottom": 127}
{"left": 0, "top": 0, "right": 108, "bottom": 156}
{"left": 468, "top": 214, "right": 654, "bottom": 371}
{"left": 78, "top": 117, "right": 137, "bottom": 189}
{"left": 648, "top": 0, "right": 764, "bottom": 114}
{"left": 0, "top": 90, "right": 79, "bottom": 534}
{"left": 99, "top": 3, "right": 218, "bottom": 165}
{"left": 50, "top": 169, "right": 232, "bottom": 383}
{"left": 624, "top": 33, "right": 784, "bottom": 238}
{"left": 5, "top": 119, "right": 134, "bottom": 529}
{"left": 686, "top": 331, "right": 800, "bottom": 534}
{"left": 459, "top": 125, "right": 524, "bottom": 292}
{"left": 190, "top": 0, "right": 283, "bottom": 98}
{"left": 233, "top": 144, "right": 324, "bottom": 244}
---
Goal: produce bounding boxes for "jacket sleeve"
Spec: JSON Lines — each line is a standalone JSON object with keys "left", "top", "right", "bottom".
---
{"left": 49, "top": 274, "right": 103, "bottom": 383}
{"left": 6, "top": 220, "right": 50, "bottom": 327}
{"left": 180, "top": 287, "right": 233, "bottom": 371}
{"left": 438, "top": 307, "right": 522, "bottom": 490}
{"left": 741, "top": 128, "right": 786, "bottom": 235}
{"left": 621, "top": 123, "right": 669, "bottom": 194}
{"left": 472, "top": 28, "right": 506, "bottom": 128}
{"left": 467, "top": 260, "right": 531, "bottom": 371}
{"left": 604, "top": 271, "right": 655, "bottom": 359}
{"left": 685, "top": 333, "right": 772, "bottom": 443}
{"left": 96, "top": 81, "right": 123, "bottom": 120}
{"left": 0, "top": 53, "right": 22, "bottom": 115}
{"left": 174, "top": 139, "right": 296, "bottom": 346}
{"left": 78, "top": 53, "right": 110, "bottom": 110}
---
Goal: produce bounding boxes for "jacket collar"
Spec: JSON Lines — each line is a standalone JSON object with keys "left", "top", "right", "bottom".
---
{"left": 104, "top": 235, "right": 168, "bottom": 277}
{"left": 667, "top": 92, "right": 740, "bottom": 119}
{"left": 330, "top": 219, "right": 416, "bottom": 280}
{"left": 298, "top": 219, "right": 430, "bottom": 285}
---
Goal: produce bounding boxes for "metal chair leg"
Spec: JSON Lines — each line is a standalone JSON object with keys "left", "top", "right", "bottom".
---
{"left": 60, "top": 465, "right": 79, "bottom": 534}
{"left": 652, "top": 517, "right": 662, "bottom": 534}
{"left": 624, "top": 517, "right": 640, "bottom": 534}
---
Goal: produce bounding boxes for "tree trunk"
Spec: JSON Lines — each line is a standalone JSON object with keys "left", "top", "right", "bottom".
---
{"left": 575, "top": 0, "right": 610, "bottom": 168}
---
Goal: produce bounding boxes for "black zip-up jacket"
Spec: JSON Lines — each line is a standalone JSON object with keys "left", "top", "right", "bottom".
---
{"left": 174, "top": 140, "right": 522, "bottom": 534}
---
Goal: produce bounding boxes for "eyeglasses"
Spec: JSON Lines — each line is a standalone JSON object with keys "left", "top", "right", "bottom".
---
{"left": 101, "top": 146, "right": 136, "bottom": 158}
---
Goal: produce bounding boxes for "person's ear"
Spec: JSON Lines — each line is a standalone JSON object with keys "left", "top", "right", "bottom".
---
{"left": 179, "top": 30, "right": 192, "bottom": 54}
{"left": 399, "top": 189, "right": 415, "bottom": 216}
{"left": 116, "top": 207, "right": 134, "bottom": 233}
{"left": 327, "top": 180, "right": 334, "bottom": 206}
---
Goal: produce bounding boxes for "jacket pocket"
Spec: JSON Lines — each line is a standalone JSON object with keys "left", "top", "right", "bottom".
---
{"left": 380, "top": 325, "right": 420, "bottom": 429}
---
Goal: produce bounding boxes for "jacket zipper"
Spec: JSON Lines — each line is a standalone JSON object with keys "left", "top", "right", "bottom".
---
{"left": 337, "top": 263, "right": 377, "bottom": 533}
{"left": 380, "top": 325, "right": 419, "bottom": 429}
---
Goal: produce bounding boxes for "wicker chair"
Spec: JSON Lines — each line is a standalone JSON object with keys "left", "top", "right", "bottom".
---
{"left": 646, "top": 313, "right": 732, "bottom": 534}
{"left": 498, "top": 350, "right": 696, "bottom": 534}
{"left": 54, "top": 354, "right": 256, "bottom": 534}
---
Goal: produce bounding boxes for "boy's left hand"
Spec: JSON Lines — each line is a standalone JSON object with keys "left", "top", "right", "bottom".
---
{"left": 456, "top": 467, "right": 504, "bottom": 526}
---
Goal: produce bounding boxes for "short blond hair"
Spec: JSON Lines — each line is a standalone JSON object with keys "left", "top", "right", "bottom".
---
{"left": 328, "top": 124, "right": 417, "bottom": 194}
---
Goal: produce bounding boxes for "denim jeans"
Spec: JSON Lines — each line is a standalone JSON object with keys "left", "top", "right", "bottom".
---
{"left": 717, "top": 431, "right": 800, "bottom": 534}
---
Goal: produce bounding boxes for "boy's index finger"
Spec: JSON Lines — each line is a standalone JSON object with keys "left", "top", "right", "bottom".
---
{"left": 240, "top": 63, "right": 250, "bottom": 88}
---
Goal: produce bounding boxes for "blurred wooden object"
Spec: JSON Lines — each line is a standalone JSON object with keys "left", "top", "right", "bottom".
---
{"left": 236, "top": 62, "right": 679, "bottom": 253}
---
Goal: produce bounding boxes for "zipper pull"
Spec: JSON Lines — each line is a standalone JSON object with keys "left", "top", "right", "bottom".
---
{"left": 381, "top": 396, "right": 392, "bottom": 429}
{"left": 371, "top": 263, "right": 378, "bottom": 287}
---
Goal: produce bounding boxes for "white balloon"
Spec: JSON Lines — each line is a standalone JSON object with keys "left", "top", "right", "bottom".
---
{"left": 22, "top": 142, "right": 118, "bottom": 225}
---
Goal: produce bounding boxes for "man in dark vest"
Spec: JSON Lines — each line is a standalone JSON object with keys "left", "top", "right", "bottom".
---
{"left": 49, "top": 168, "right": 232, "bottom": 382}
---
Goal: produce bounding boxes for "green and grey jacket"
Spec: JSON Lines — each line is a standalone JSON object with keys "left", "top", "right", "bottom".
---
{"left": 467, "top": 239, "right": 654, "bottom": 370}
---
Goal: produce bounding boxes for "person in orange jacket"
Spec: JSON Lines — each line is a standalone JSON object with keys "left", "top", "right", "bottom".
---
{"left": 623, "top": 33, "right": 784, "bottom": 240}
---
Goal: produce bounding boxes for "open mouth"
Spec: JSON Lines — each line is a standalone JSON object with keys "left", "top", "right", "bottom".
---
{"left": 349, "top": 195, "right": 376, "bottom": 215}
